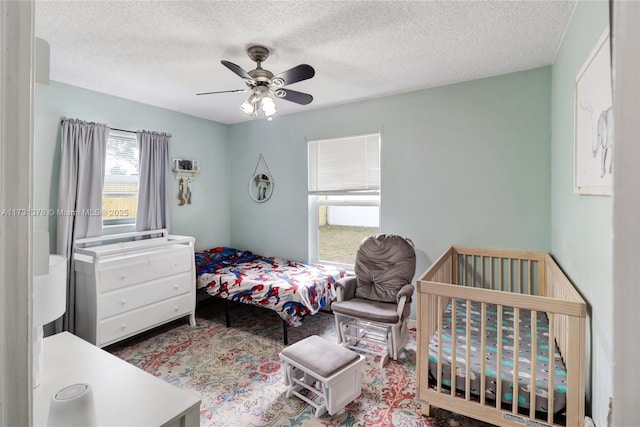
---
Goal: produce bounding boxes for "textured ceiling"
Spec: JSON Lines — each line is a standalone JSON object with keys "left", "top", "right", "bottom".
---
{"left": 35, "top": 1, "right": 576, "bottom": 125}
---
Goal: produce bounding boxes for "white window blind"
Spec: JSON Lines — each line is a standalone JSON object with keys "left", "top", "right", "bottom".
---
{"left": 104, "top": 134, "right": 139, "bottom": 192}
{"left": 308, "top": 133, "right": 380, "bottom": 194}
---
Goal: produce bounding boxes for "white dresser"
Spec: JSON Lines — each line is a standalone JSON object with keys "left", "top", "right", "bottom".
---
{"left": 74, "top": 229, "right": 196, "bottom": 348}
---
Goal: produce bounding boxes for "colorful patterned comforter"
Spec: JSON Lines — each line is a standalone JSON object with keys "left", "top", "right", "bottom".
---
{"left": 196, "top": 247, "right": 346, "bottom": 326}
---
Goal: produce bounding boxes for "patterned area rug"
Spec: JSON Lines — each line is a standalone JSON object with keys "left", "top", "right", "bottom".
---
{"left": 108, "top": 301, "right": 493, "bottom": 427}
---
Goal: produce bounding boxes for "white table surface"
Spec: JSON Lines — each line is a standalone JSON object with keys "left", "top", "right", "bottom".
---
{"left": 33, "top": 332, "right": 201, "bottom": 426}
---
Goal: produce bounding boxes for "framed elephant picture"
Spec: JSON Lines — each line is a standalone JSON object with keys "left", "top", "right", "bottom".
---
{"left": 574, "top": 29, "right": 613, "bottom": 196}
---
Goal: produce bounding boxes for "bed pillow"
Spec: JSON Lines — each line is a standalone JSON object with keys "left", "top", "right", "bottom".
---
{"left": 195, "top": 247, "right": 253, "bottom": 275}
{"left": 354, "top": 234, "right": 416, "bottom": 303}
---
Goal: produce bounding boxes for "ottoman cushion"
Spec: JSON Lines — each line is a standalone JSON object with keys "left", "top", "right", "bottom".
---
{"left": 281, "top": 335, "right": 360, "bottom": 378}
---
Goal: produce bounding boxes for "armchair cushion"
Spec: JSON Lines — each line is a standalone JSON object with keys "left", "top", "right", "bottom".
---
{"left": 354, "top": 234, "right": 416, "bottom": 303}
{"left": 332, "top": 298, "right": 408, "bottom": 324}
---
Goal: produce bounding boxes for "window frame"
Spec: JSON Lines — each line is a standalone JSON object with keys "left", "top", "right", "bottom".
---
{"left": 307, "top": 132, "right": 381, "bottom": 269}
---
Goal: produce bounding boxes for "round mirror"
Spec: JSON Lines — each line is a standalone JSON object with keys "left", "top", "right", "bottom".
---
{"left": 249, "top": 172, "right": 274, "bottom": 203}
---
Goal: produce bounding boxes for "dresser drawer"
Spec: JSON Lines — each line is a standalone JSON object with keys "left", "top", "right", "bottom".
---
{"left": 97, "top": 245, "right": 193, "bottom": 292}
{"left": 99, "top": 294, "right": 194, "bottom": 346}
{"left": 100, "top": 272, "right": 193, "bottom": 319}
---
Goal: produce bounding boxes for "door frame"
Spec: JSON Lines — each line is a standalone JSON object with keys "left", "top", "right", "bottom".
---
{"left": 0, "top": 1, "right": 34, "bottom": 425}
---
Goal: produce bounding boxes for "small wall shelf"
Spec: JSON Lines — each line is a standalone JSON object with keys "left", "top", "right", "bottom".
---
{"left": 172, "top": 168, "right": 199, "bottom": 180}
{"left": 172, "top": 159, "right": 200, "bottom": 180}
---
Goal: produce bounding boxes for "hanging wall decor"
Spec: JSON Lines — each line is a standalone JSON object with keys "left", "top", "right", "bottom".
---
{"left": 249, "top": 154, "right": 274, "bottom": 203}
{"left": 178, "top": 177, "right": 186, "bottom": 206}
{"left": 173, "top": 158, "right": 199, "bottom": 205}
{"left": 574, "top": 29, "right": 613, "bottom": 196}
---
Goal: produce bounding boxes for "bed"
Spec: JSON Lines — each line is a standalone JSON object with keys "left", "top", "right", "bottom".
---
{"left": 417, "top": 246, "right": 586, "bottom": 427}
{"left": 195, "top": 247, "right": 346, "bottom": 343}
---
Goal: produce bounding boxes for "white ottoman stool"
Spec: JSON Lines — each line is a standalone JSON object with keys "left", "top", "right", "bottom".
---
{"left": 279, "top": 335, "right": 366, "bottom": 417}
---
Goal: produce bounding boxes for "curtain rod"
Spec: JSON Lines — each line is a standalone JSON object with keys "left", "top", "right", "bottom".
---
{"left": 110, "top": 127, "right": 136, "bottom": 134}
{"left": 59, "top": 119, "right": 136, "bottom": 134}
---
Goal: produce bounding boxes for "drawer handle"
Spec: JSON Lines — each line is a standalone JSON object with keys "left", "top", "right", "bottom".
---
{"left": 173, "top": 285, "right": 179, "bottom": 291}
{"left": 120, "top": 299, "right": 127, "bottom": 306}
{"left": 120, "top": 324, "right": 127, "bottom": 331}
{"left": 173, "top": 306, "right": 179, "bottom": 312}
{"left": 119, "top": 275, "right": 126, "bottom": 281}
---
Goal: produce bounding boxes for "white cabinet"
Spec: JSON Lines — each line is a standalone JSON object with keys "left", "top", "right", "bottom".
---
{"left": 74, "top": 230, "right": 196, "bottom": 347}
{"left": 33, "top": 332, "right": 201, "bottom": 427}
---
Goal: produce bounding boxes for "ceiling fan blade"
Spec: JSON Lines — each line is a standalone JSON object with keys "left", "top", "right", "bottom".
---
{"left": 196, "top": 89, "right": 248, "bottom": 96}
{"left": 273, "top": 64, "right": 315, "bottom": 86}
{"left": 221, "top": 60, "right": 255, "bottom": 82}
{"left": 274, "top": 88, "right": 313, "bottom": 105}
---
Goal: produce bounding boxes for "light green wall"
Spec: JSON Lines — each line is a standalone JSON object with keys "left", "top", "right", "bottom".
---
{"left": 551, "top": 0, "right": 611, "bottom": 424}
{"left": 228, "top": 66, "right": 552, "bottom": 316}
{"left": 34, "top": 81, "right": 230, "bottom": 252}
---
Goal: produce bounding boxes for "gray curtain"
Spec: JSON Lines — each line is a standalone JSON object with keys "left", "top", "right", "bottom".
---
{"left": 56, "top": 118, "right": 108, "bottom": 333}
{"left": 136, "top": 131, "right": 172, "bottom": 232}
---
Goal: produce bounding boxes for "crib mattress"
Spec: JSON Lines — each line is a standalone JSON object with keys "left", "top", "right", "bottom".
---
{"left": 428, "top": 299, "right": 568, "bottom": 415}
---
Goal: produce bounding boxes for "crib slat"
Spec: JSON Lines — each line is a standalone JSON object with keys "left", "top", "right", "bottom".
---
{"left": 451, "top": 252, "right": 458, "bottom": 285}
{"left": 496, "top": 305, "right": 503, "bottom": 410}
{"left": 509, "top": 259, "right": 513, "bottom": 293}
{"left": 547, "top": 313, "right": 555, "bottom": 424}
{"left": 465, "top": 300, "right": 471, "bottom": 401}
{"left": 437, "top": 296, "right": 443, "bottom": 394}
{"left": 451, "top": 298, "right": 457, "bottom": 397}
{"left": 481, "top": 256, "right": 485, "bottom": 288}
{"left": 537, "top": 258, "right": 545, "bottom": 297}
{"left": 423, "top": 292, "right": 435, "bottom": 401}
{"left": 480, "top": 302, "right": 487, "bottom": 406}
{"left": 528, "top": 260, "right": 533, "bottom": 295}
{"left": 490, "top": 257, "right": 494, "bottom": 290}
{"left": 516, "top": 259, "right": 521, "bottom": 294}
{"left": 530, "top": 310, "right": 538, "bottom": 419}
{"left": 462, "top": 255, "right": 466, "bottom": 286}
{"left": 470, "top": 255, "right": 474, "bottom": 286}
{"left": 512, "top": 308, "right": 520, "bottom": 414}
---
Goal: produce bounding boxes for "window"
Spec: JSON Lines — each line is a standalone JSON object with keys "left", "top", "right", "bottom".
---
{"left": 103, "top": 131, "right": 139, "bottom": 227}
{"left": 308, "top": 133, "right": 380, "bottom": 267}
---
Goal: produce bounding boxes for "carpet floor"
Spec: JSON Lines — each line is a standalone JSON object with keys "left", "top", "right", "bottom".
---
{"left": 108, "top": 301, "right": 493, "bottom": 427}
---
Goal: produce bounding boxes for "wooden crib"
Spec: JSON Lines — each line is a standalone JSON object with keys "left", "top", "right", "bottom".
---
{"left": 417, "top": 246, "right": 586, "bottom": 427}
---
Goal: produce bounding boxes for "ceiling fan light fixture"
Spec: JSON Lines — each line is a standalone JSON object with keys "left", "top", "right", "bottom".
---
{"left": 240, "top": 99, "right": 255, "bottom": 115}
{"left": 261, "top": 96, "right": 277, "bottom": 117}
{"left": 240, "top": 93, "right": 258, "bottom": 115}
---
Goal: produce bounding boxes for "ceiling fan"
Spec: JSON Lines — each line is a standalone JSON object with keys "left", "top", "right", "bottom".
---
{"left": 197, "top": 45, "right": 315, "bottom": 120}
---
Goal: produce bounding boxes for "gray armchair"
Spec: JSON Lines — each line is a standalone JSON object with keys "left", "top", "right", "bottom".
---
{"left": 331, "top": 234, "right": 416, "bottom": 366}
